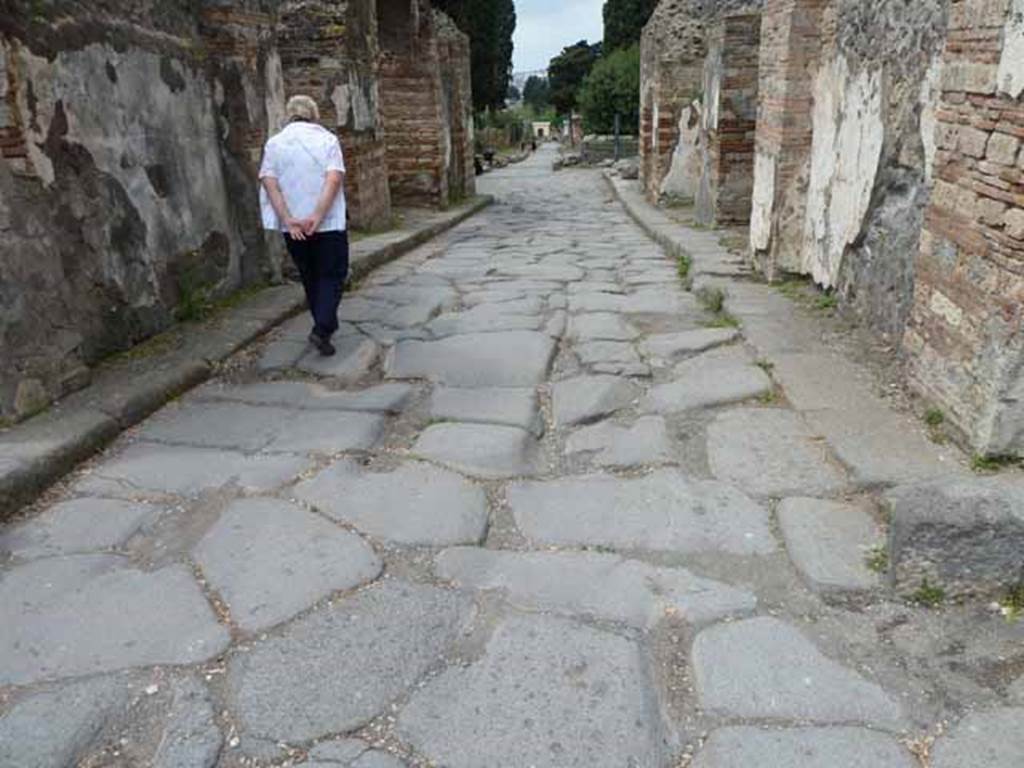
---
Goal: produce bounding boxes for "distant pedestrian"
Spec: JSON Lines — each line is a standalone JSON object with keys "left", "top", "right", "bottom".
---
{"left": 259, "top": 95, "right": 347, "bottom": 356}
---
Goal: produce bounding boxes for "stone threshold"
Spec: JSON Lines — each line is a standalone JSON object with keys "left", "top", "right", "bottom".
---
{"left": 0, "top": 195, "right": 493, "bottom": 520}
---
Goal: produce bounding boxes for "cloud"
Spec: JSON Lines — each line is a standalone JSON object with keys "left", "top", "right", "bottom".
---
{"left": 513, "top": 0, "right": 604, "bottom": 73}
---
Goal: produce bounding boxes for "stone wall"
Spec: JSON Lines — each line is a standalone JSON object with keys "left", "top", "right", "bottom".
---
{"left": 904, "top": 0, "right": 1024, "bottom": 456}
{"left": 695, "top": 13, "right": 761, "bottom": 225}
{"left": 0, "top": 0, "right": 476, "bottom": 423}
{"left": 0, "top": 1, "right": 283, "bottom": 422}
{"left": 751, "top": 0, "right": 949, "bottom": 339}
{"left": 639, "top": 0, "right": 763, "bottom": 204}
{"left": 276, "top": 0, "right": 391, "bottom": 230}
{"left": 435, "top": 10, "right": 476, "bottom": 203}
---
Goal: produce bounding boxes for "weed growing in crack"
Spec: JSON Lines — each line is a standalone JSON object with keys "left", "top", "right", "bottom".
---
{"left": 865, "top": 545, "right": 889, "bottom": 574}
{"left": 697, "top": 286, "right": 726, "bottom": 313}
{"left": 756, "top": 358, "right": 774, "bottom": 372}
{"left": 677, "top": 254, "right": 692, "bottom": 281}
{"left": 925, "top": 408, "right": 945, "bottom": 427}
{"left": 971, "top": 454, "right": 1020, "bottom": 473}
{"left": 911, "top": 579, "right": 945, "bottom": 608}
{"left": 815, "top": 294, "right": 838, "bottom": 311}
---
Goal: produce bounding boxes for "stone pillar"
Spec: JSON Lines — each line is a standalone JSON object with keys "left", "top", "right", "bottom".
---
{"left": 696, "top": 13, "right": 761, "bottom": 226}
{"left": 749, "top": 0, "right": 829, "bottom": 279}
{"left": 904, "top": 0, "right": 1024, "bottom": 457}
{"left": 435, "top": 10, "right": 475, "bottom": 203}
{"left": 378, "top": 0, "right": 449, "bottom": 208}
{"left": 276, "top": 0, "right": 392, "bottom": 230}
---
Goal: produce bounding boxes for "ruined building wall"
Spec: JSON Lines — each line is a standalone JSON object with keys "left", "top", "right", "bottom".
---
{"left": 695, "top": 13, "right": 761, "bottom": 225}
{"left": 904, "top": 0, "right": 1024, "bottom": 456}
{"left": 435, "top": 10, "right": 476, "bottom": 203}
{"left": 276, "top": 0, "right": 391, "bottom": 230}
{"left": 639, "top": 0, "right": 762, "bottom": 204}
{"left": 0, "top": 0, "right": 283, "bottom": 422}
{"left": 378, "top": 0, "right": 449, "bottom": 208}
{"left": 751, "top": 0, "right": 949, "bottom": 339}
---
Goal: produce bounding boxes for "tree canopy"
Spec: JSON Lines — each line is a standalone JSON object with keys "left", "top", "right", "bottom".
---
{"left": 433, "top": 0, "right": 517, "bottom": 112}
{"left": 578, "top": 43, "right": 640, "bottom": 134}
{"left": 522, "top": 75, "right": 551, "bottom": 111}
{"left": 602, "top": 0, "right": 658, "bottom": 52}
{"left": 547, "top": 40, "right": 602, "bottom": 115}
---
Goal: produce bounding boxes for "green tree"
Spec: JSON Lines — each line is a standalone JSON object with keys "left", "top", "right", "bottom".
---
{"left": 548, "top": 40, "right": 602, "bottom": 115}
{"left": 577, "top": 43, "right": 640, "bottom": 134}
{"left": 602, "top": 0, "right": 658, "bottom": 51}
{"left": 522, "top": 75, "right": 551, "bottom": 111}
{"left": 433, "top": 0, "right": 517, "bottom": 112}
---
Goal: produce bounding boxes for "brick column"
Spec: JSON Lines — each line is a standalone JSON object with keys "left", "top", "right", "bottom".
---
{"left": 904, "top": 0, "right": 1024, "bottom": 456}
{"left": 749, "top": 0, "right": 829, "bottom": 278}
{"left": 696, "top": 13, "right": 761, "bottom": 226}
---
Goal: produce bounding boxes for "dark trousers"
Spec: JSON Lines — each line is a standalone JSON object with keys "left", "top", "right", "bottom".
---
{"left": 284, "top": 230, "right": 349, "bottom": 340}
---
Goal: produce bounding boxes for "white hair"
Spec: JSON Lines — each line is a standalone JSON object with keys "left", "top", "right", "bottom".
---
{"left": 286, "top": 94, "right": 320, "bottom": 122}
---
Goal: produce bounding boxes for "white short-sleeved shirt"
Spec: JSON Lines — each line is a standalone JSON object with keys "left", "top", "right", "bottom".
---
{"left": 259, "top": 121, "right": 347, "bottom": 232}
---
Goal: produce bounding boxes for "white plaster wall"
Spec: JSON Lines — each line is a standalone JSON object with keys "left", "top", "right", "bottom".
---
{"left": 659, "top": 101, "right": 703, "bottom": 200}
{"left": 998, "top": 0, "right": 1024, "bottom": 98}
{"left": 749, "top": 150, "right": 775, "bottom": 252}
{"left": 801, "top": 54, "right": 884, "bottom": 287}
{"left": 919, "top": 54, "right": 943, "bottom": 185}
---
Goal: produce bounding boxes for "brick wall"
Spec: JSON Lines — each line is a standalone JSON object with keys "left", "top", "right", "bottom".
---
{"left": 749, "top": 0, "right": 828, "bottom": 277}
{"left": 276, "top": 0, "right": 392, "bottom": 230}
{"left": 904, "top": 0, "right": 1024, "bottom": 455}
{"left": 378, "top": 0, "right": 449, "bottom": 208}
{"left": 696, "top": 13, "right": 761, "bottom": 225}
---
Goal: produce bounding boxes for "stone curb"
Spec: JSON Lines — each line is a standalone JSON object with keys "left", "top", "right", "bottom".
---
{"left": 0, "top": 195, "right": 493, "bottom": 520}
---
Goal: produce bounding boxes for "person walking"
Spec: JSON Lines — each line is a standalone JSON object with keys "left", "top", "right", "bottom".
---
{"left": 259, "top": 95, "right": 348, "bottom": 356}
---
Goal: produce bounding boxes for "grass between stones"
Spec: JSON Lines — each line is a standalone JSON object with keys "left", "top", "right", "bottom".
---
{"left": 911, "top": 579, "right": 946, "bottom": 608}
{"left": 697, "top": 286, "right": 741, "bottom": 329}
{"left": 865, "top": 545, "right": 889, "bottom": 574}
{"left": 970, "top": 453, "right": 1022, "bottom": 473}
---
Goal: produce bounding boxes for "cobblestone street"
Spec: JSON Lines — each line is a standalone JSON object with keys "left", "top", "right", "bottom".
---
{"left": 2, "top": 146, "right": 1023, "bottom": 767}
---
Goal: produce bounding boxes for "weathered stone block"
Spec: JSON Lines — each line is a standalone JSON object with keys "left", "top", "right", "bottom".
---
{"left": 886, "top": 477, "right": 1024, "bottom": 599}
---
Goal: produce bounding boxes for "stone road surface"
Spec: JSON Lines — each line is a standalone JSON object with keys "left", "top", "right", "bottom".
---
{"left": 2, "top": 145, "right": 1023, "bottom": 767}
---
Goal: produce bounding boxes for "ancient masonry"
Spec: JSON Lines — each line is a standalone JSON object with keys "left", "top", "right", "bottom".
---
{"left": 0, "top": 0, "right": 475, "bottom": 424}
{"left": 641, "top": 0, "right": 1024, "bottom": 458}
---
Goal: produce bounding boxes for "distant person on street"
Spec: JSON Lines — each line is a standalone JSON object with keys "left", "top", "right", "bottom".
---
{"left": 259, "top": 95, "right": 347, "bottom": 357}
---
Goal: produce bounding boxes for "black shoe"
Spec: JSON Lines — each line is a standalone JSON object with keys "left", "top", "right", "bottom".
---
{"left": 308, "top": 332, "right": 336, "bottom": 357}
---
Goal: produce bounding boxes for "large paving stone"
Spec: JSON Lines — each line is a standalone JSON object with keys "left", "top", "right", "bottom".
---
{"left": 195, "top": 381, "right": 414, "bottom": 413}
{"left": 308, "top": 739, "right": 406, "bottom": 767}
{"left": 294, "top": 459, "right": 488, "bottom": 546}
{"left": 139, "top": 402, "right": 295, "bottom": 451}
{"left": 885, "top": 477, "right": 1024, "bottom": 599}
{"left": 412, "top": 422, "right": 542, "bottom": 478}
{"left": 263, "top": 410, "right": 385, "bottom": 454}
{"left": 425, "top": 306, "right": 543, "bottom": 336}
{"left": 643, "top": 348, "right": 772, "bottom": 413}
{"left": 565, "top": 415, "right": 674, "bottom": 467}
{"left": 226, "top": 581, "right": 472, "bottom": 743}
{"left": 932, "top": 709, "right": 1024, "bottom": 768}
{"left": 397, "top": 614, "right": 675, "bottom": 767}
{"left": 509, "top": 469, "right": 776, "bottom": 555}
{"left": 430, "top": 386, "right": 542, "bottom": 435}
{"left": 691, "top": 617, "right": 903, "bottom": 728}
{"left": 295, "top": 337, "right": 380, "bottom": 381}
{"left": 692, "top": 726, "right": 915, "bottom": 768}
{"left": 575, "top": 340, "right": 642, "bottom": 367}
{"left": 386, "top": 331, "right": 555, "bottom": 387}
{"left": 194, "top": 498, "right": 382, "bottom": 631}
{"left": 778, "top": 498, "right": 882, "bottom": 594}
{"left": 550, "top": 374, "right": 640, "bottom": 427}
{"left": 0, "top": 497, "right": 157, "bottom": 559}
{"left": 0, "top": 674, "right": 223, "bottom": 768}
{"left": 437, "top": 547, "right": 755, "bottom": 627}
{"left": 641, "top": 328, "right": 740, "bottom": 362}
{"left": 74, "top": 444, "right": 310, "bottom": 497}
{"left": 567, "top": 312, "right": 639, "bottom": 341}
{"left": 707, "top": 408, "right": 847, "bottom": 497}
{"left": 0, "top": 555, "right": 230, "bottom": 685}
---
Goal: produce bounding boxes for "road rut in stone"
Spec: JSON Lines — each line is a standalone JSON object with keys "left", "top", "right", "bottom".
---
{"left": 2, "top": 145, "right": 1023, "bottom": 767}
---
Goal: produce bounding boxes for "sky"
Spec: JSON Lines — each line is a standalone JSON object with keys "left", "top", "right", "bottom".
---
{"left": 512, "top": 0, "right": 604, "bottom": 74}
